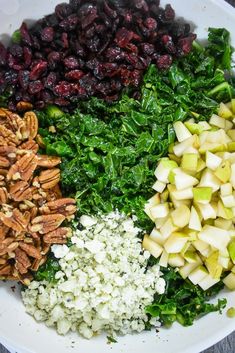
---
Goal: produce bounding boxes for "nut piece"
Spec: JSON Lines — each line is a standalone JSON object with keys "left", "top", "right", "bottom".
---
{"left": 30, "top": 214, "right": 65, "bottom": 234}
{"left": 40, "top": 198, "right": 76, "bottom": 217}
{"left": 19, "top": 242, "right": 42, "bottom": 259}
{"left": 16, "top": 101, "right": 33, "bottom": 112}
{"left": 0, "top": 208, "right": 28, "bottom": 232}
{"left": 0, "top": 264, "right": 12, "bottom": 276}
{"left": 9, "top": 181, "right": 33, "bottom": 202}
{"left": 0, "top": 125, "right": 19, "bottom": 146}
{"left": 38, "top": 168, "right": 60, "bottom": 189}
{"left": 7, "top": 153, "right": 37, "bottom": 182}
{"left": 15, "top": 248, "right": 31, "bottom": 274}
{"left": 6, "top": 113, "right": 28, "bottom": 140}
{"left": 24, "top": 112, "right": 38, "bottom": 140}
{"left": 19, "top": 140, "right": 39, "bottom": 154}
{"left": 0, "top": 221, "right": 9, "bottom": 240}
{"left": 0, "top": 156, "right": 10, "bottom": 168}
{"left": 0, "top": 187, "right": 8, "bottom": 204}
{"left": 43, "top": 227, "right": 72, "bottom": 244}
{"left": 37, "top": 155, "right": 61, "bottom": 168}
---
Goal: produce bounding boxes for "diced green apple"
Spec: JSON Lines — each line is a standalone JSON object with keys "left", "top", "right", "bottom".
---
{"left": 230, "top": 164, "right": 235, "bottom": 188}
{"left": 209, "top": 114, "right": 226, "bottom": 129}
{"left": 217, "top": 200, "right": 233, "bottom": 220}
{"left": 195, "top": 202, "right": 217, "bottom": 220}
{"left": 142, "top": 234, "right": 163, "bottom": 259}
{"left": 150, "top": 203, "right": 169, "bottom": 219}
{"left": 152, "top": 180, "right": 166, "bottom": 193}
{"left": 223, "top": 272, "right": 235, "bottom": 290}
{"left": 164, "top": 232, "right": 189, "bottom": 253}
{"left": 193, "top": 187, "right": 212, "bottom": 204}
{"left": 197, "top": 158, "right": 206, "bottom": 173}
{"left": 149, "top": 228, "right": 165, "bottom": 245}
{"left": 171, "top": 187, "right": 193, "bottom": 201}
{"left": 205, "top": 151, "right": 222, "bottom": 170}
{"left": 231, "top": 98, "right": 235, "bottom": 114}
{"left": 205, "top": 251, "right": 223, "bottom": 278}
{"left": 168, "top": 253, "right": 185, "bottom": 267}
{"left": 159, "top": 217, "right": 178, "bottom": 239}
{"left": 154, "top": 158, "right": 178, "bottom": 183}
{"left": 179, "top": 262, "right": 200, "bottom": 279}
{"left": 198, "top": 169, "right": 221, "bottom": 192}
{"left": 184, "top": 122, "right": 204, "bottom": 135}
{"left": 228, "top": 240, "right": 235, "bottom": 263}
{"left": 227, "top": 129, "right": 235, "bottom": 141}
{"left": 214, "top": 218, "right": 232, "bottom": 230}
{"left": 198, "top": 274, "right": 220, "bottom": 290}
{"left": 214, "top": 161, "right": 231, "bottom": 183}
{"left": 173, "top": 121, "right": 192, "bottom": 142}
{"left": 189, "top": 206, "right": 202, "bottom": 231}
{"left": 220, "top": 183, "right": 232, "bottom": 196}
{"left": 171, "top": 204, "right": 191, "bottom": 228}
{"left": 188, "top": 265, "right": 208, "bottom": 285}
{"left": 225, "top": 120, "right": 233, "bottom": 131}
{"left": 198, "top": 225, "right": 230, "bottom": 250}
{"left": 218, "top": 102, "right": 233, "bottom": 119}
{"left": 181, "top": 153, "right": 198, "bottom": 172}
{"left": 174, "top": 171, "right": 198, "bottom": 190}
{"left": 221, "top": 194, "right": 235, "bottom": 208}
{"left": 158, "top": 250, "right": 169, "bottom": 267}
{"left": 173, "top": 135, "right": 199, "bottom": 157}
{"left": 198, "top": 121, "right": 211, "bottom": 131}
{"left": 184, "top": 251, "right": 200, "bottom": 263}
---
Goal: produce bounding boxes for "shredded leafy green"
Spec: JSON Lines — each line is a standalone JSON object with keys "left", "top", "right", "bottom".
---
{"left": 145, "top": 266, "right": 227, "bottom": 327}
{"left": 34, "top": 255, "right": 61, "bottom": 283}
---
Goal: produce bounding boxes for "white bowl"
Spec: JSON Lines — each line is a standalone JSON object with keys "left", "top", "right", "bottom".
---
{"left": 0, "top": 1, "right": 235, "bottom": 353}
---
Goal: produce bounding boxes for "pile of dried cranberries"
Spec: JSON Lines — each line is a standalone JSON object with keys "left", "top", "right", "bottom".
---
{"left": 0, "top": 0, "right": 196, "bottom": 110}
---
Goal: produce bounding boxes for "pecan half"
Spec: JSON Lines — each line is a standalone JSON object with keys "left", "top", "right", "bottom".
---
{"left": 0, "top": 146, "right": 17, "bottom": 157}
{"left": 30, "top": 214, "right": 65, "bottom": 234}
{"left": 0, "top": 125, "right": 19, "bottom": 146}
{"left": 0, "top": 221, "right": 9, "bottom": 240}
{"left": 6, "top": 113, "right": 28, "bottom": 140}
{"left": 40, "top": 198, "right": 76, "bottom": 217}
{"left": 45, "top": 184, "right": 62, "bottom": 202}
{"left": 15, "top": 248, "right": 31, "bottom": 274}
{"left": 0, "top": 156, "right": 10, "bottom": 168}
{"left": 0, "top": 208, "right": 28, "bottom": 232}
{"left": 24, "top": 112, "right": 38, "bottom": 140}
{"left": 43, "top": 227, "right": 72, "bottom": 244}
{"left": 0, "top": 187, "right": 8, "bottom": 204}
{"left": 19, "top": 140, "right": 39, "bottom": 154}
{"left": 7, "top": 153, "right": 37, "bottom": 182}
{"left": 0, "top": 264, "right": 12, "bottom": 276}
{"left": 37, "top": 155, "right": 61, "bottom": 168}
{"left": 31, "top": 256, "right": 47, "bottom": 271}
{"left": 9, "top": 181, "right": 33, "bottom": 202}
{"left": 38, "top": 168, "right": 60, "bottom": 189}
{"left": 19, "top": 242, "right": 42, "bottom": 259}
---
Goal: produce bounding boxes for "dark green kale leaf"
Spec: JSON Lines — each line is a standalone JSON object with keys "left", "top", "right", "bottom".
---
{"left": 145, "top": 266, "right": 227, "bottom": 327}
{"left": 34, "top": 255, "right": 61, "bottom": 282}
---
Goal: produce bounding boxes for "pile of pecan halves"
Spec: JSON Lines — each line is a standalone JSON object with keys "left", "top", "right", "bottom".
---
{"left": 0, "top": 106, "right": 76, "bottom": 284}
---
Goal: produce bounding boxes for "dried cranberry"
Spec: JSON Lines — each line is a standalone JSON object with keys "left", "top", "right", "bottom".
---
{"left": 177, "top": 34, "right": 196, "bottom": 56}
{"left": 156, "top": 54, "right": 173, "bottom": 69}
{"left": 106, "top": 46, "right": 125, "bottom": 61}
{"left": 140, "top": 42, "right": 155, "bottom": 55}
{"left": 161, "top": 34, "right": 176, "bottom": 54}
{"left": 4, "top": 70, "right": 18, "bottom": 84}
{"left": 132, "top": 0, "right": 148, "bottom": 12}
{"left": 65, "top": 70, "right": 85, "bottom": 81}
{"left": 0, "top": 42, "right": 7, "bottom": 66}
{"left": 20, "top": 22, "right": 32, "bottom": 46}
{"left": 45, "top": 72, "right": 58, "bottom": 89}
{"left": 23, "top": 47, "right": 32, "bottom": 68}
{"left": 103, "top": 1, "right": 117, "bottom": 19}
{"left": 55, "top": 3, "right": 73, "bottom": 19}
{"left": 120, "top": 68, "right": 142, "bottom": 87}
{"left": 61, "top": 32, "right": 69, "bottom": 48}
{"left": 9, "top": 44, "right": 23, "bottom": 58}
{"left": 64, "top": 56, "right": 79, "bottom": 69}
{"left": 18, "top": 70, "right": 30, "bottom": 90}
{"left": 7, "top": 53, "right": 17, "bottom": 68}
{"left": 164, "top": 4, "right": 175, "bottom": 21}
{"left": 84, "top": 25, "right": 96, "bottom": 39}
{"left": 47, "top": 51, "right": 61, "bottom": 69}
{"left": 54, "top": 81, "right": 77, "bottom": 97}
{"left": 115, "top": 28, "right": 134, "bottom": 48}
{"left": 144, "top": 17, "right": 157, "bottom": 31}
{"left": 28, "top": 80, "right": 43, "bottom": 94}
{"left": 59, "top": 14, "right": 79, "bottom": 31}
{"left": 73, "top": 41, "right": 86, "bottom": 57}
{"left": 69, "top": 0, "right": 81, "bottom": 10}
{"left": 29, "top": 61, "right": 47, "bottom": 80}
{"left": 44, "top": 14, "right": 59, "bottom": 27}
{"left": 86, "top": 36, "right": 100, "bottom": 52}
{"left": 41, "top": 27, "right": 54, "bottom": 42}
{"left": 81, "top": 7, "right": 98, "bottom": 29}
{"left": 40, "top": 90, "right": 53, "bottom": 104}
{"left": 54, "top": 97, "right": 70, "bottom": 106}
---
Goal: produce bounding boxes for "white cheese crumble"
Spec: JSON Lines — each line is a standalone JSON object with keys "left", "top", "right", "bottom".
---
{"left": 22, "top": 211, "right": 165, "bottom": 339}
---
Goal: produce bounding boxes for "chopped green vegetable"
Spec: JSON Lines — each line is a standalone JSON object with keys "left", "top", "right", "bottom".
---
{"left": 12, "top": 29, "right": 21, "bottom": 43}
{"left": 45, "top": 105, "right": 64, "bottom": 119}
{"left": 145, "top": 266, "right": 227, "bottom": 327}
{"left": 107, "top": 336, "right": 117, "bottom": 343}
{"left": 34, "top": 255, "right": 61, "bottom": 283}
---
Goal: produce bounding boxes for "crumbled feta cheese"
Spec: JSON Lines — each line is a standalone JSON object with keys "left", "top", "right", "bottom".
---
{"left": 22, "top": 211, "right": 165, "bottom": 339}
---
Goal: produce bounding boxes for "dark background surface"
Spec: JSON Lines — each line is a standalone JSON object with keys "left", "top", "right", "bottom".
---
{"left": 0, "top": 1, "right": 235, "bottom": 353}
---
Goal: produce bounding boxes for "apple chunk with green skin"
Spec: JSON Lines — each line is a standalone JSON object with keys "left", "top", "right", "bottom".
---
{"left": 171, "top": 204, "right": 191, "bottom": 228}
{"left": 181, "top": 153, "right": 198, "bottom": 172}
{"left": 198, "top": 225, "right": 230, "bottom": 250}
{"left": 214, "top": 160, "right": 231, "bottom": 183}
{"left": 142, "top": 234, "right": 163, "bottom": 259}
{"left": 173, "top": 121, "right": 192, "bottom": 142}
{"left": 164, "top": 232, "right": 189, "bottom": 253}
{"left": 154, "top": 158, "right": 178, "bottom": 183}
{"left": 188, "top": 265, "right": 208, "bottom": 285}
{"left": 193, "top": 187, "right": 212, "bottom": 204}
{"left": 228, "top": 240, "right": 235, "bottom": 263}
{"left": 223, "top": 272, "right": 235, "bottom": 290}
{"left": 189, "top": 206, "right": 202, "bottom": 231}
